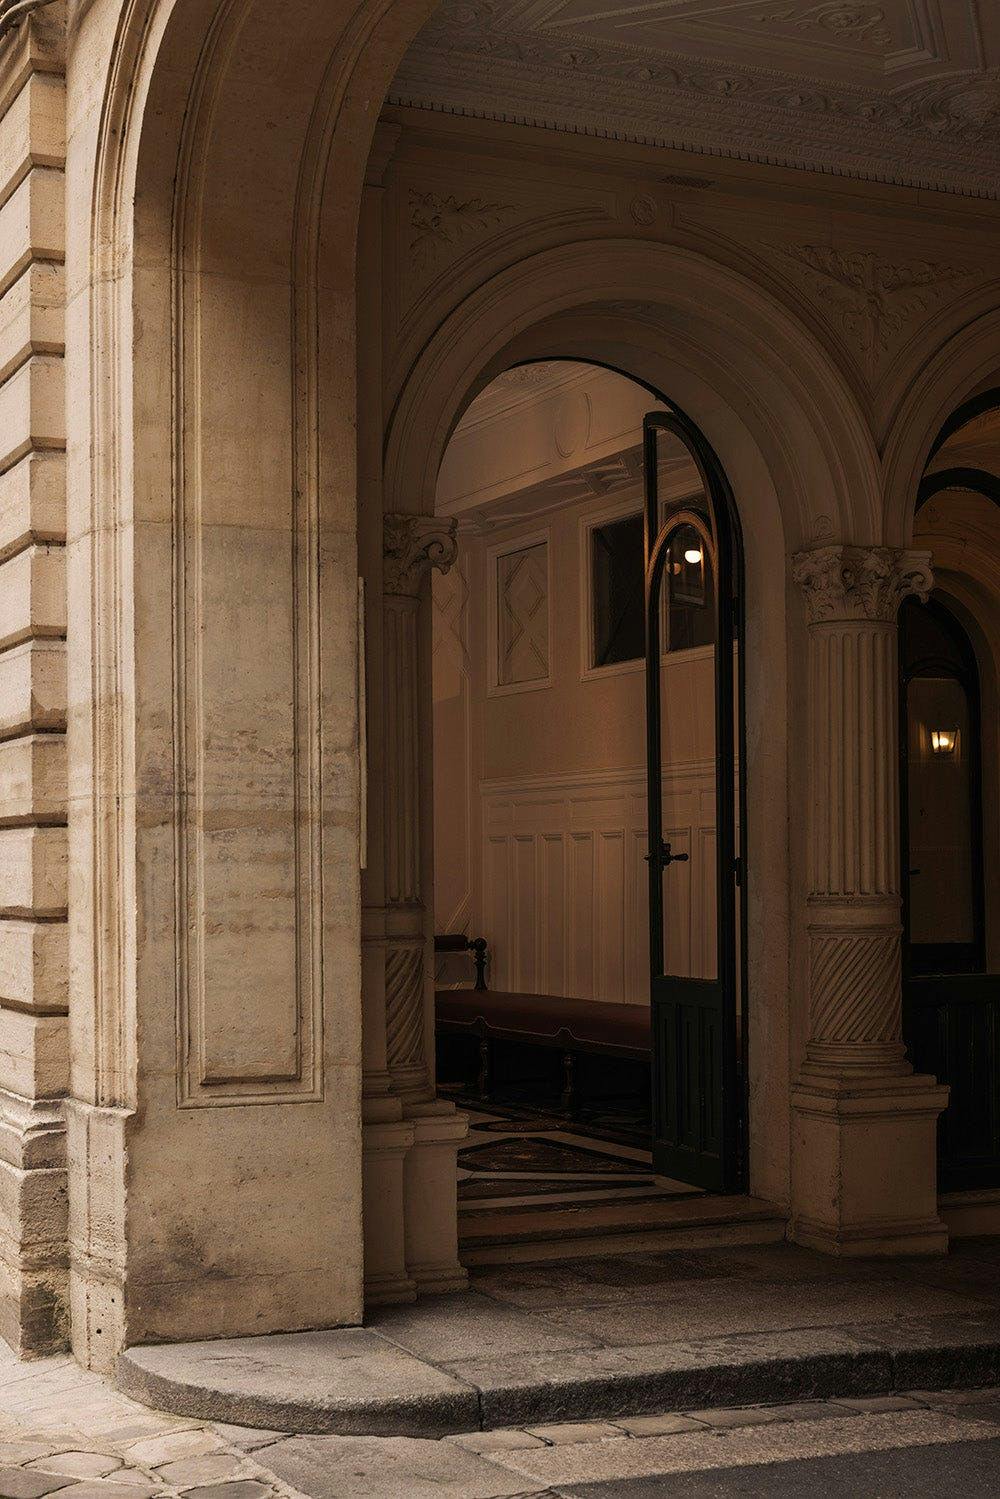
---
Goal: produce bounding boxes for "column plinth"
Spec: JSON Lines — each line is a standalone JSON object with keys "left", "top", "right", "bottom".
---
{"left": 789, "top": 545, "right": 948, "bottom": 1256}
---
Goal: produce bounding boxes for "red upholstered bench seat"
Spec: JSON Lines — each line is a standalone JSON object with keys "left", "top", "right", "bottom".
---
{"left": 435, "top": 988, "right": 650, "bottom": 1059}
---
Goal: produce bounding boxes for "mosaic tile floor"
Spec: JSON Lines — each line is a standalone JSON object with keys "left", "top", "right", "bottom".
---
{"left": 457, "top": 1105, "right": 702, "bottom": 1215}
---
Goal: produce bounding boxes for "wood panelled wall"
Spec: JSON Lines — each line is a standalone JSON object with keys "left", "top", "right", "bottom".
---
{"left": 482, "top": 765, "right": 717, "bottom": 1002}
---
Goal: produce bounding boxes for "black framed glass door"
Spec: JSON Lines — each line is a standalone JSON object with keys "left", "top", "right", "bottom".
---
{"left": 643, "top": 411, "right": 746, "bottom": 1192}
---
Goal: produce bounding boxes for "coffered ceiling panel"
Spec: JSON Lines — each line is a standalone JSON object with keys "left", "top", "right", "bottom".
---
{"left": 389, "top": 0, "right": 1000, "bottom": 197}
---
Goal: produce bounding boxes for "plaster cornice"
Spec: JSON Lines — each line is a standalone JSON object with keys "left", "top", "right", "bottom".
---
{"left": 391, "top": 1, "right": 1000, "bottom": 200}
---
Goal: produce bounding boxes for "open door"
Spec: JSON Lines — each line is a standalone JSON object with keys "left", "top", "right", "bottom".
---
{"left": 643, "top": 411, "right": 746, "bottom": 1192}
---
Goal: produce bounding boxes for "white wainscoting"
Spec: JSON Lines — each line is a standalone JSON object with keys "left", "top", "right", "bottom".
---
{"left": 481, "top": 764, "right": 716, "bottom": 1003}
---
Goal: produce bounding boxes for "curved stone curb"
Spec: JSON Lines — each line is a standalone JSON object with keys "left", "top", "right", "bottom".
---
{"left": 117, "top": 1328, "right": 481, "bottom": 1438}
{"left": 117, "top": 1317, "right": 1000, "bottom": 1438}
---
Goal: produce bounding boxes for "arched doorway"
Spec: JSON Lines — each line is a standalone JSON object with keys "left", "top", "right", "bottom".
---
{"left": 429, "top": 360, "right": 747, "bottom": 1258}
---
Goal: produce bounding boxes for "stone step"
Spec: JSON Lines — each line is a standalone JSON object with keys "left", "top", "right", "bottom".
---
{"left": 459, "top": 1192, "right": 787, "bottom": 1264}
{"left": 116, "top": 1314, "right": 1000, "bottom": 1439}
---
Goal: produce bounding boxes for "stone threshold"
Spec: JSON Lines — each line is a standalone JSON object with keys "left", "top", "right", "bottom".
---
{"left": 459, "top": 1191, "right": 787, "bottom": 1263}
{"left": 117, "top": 1314, "right": 1000, "bottom": 1439}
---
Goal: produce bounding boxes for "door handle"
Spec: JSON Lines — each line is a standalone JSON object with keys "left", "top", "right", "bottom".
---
{"left": 646, "top": 840, "right": 689, "bottom": 868}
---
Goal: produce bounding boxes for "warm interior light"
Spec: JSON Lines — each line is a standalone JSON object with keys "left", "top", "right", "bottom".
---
{"left": 683, "top": 547, "right": 703, "bottom": 565}
{"left": 930, "top": 728, "right": 959, "bottom": 756}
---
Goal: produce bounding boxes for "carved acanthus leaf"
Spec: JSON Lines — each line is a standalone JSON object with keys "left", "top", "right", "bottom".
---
{"left": 792, "top": 545, "right": 932, "bottom": 623}
{"left": 775, "top": 243, "right": 977, "bottom": 377}
{"left": 409, "top": 189, "right": 515, "bottom": 269}
{"left": 384, "top": 514, "right": 459, "bottom": 597}
{"left": 752, "top": 4, "right": 892, "bottom": 50}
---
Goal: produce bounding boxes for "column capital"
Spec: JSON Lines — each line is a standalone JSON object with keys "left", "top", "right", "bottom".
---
{"left": 792, "top": 544, "right": 932, "bottom": 624}
{"left": 383, "top": 513, "right": 458, "bottom": 597}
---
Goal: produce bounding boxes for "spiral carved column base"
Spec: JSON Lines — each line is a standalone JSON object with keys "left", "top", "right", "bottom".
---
{"left": 789, "top": 545, "right": 948, "bottom": 1257}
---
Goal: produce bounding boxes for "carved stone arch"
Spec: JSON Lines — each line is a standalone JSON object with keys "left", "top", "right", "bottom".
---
{"left": 384, "top": 239, "right": 882, "bottom": 548}
{"left": 882, "top": 307, "right": 1000, "bottom": 547}
{"left": 380, "top": 244, "right": 886, "bottom": 1215}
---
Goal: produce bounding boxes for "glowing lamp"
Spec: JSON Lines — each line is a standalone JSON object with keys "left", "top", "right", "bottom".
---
{"left": 683, "top": 547, "right": 703, "bottom": 565}
{"left": 930, "top": 728, "right": 959, "bottom": 756}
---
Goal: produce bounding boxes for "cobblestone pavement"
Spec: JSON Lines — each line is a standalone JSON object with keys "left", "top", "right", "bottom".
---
{"left": 3, "top": 1344, "right": 1000, "bottom": 1498}
{"left": 0, "top": 1346, "right": 299, "bottom": 1499}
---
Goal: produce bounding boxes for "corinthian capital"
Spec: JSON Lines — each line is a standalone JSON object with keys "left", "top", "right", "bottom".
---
{"left": 792, "top": 545, "right": 932, "bottom": 624}
{"left": 383, "top": 513, "right": 458, "bottom": 597}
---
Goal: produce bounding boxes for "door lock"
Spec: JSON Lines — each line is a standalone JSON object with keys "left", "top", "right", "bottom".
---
{"left": 646, "top": 840, "right": 689, "bottom": 868}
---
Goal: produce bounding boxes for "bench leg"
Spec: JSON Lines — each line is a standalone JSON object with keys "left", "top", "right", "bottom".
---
{"left": 477, "top": 1035, "right": 491, "bottom": 1102}
{"left": 560, "top": 1050, "right": 576, "bottom": 1115}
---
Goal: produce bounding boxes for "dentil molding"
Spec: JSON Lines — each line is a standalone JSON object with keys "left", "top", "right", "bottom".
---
{"left": 383, "top": 513, "right": 459, "bottom": 596}
{"left": 792, "top": 544, "right": 932, "bottom": 623}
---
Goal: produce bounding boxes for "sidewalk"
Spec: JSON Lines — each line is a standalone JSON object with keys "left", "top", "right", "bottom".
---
{"left": 118, "top": 1238, "right": 1000, "bottom": 1435}
{"left": 3, "top": 1344, "right": 1000, "bottom": 1499}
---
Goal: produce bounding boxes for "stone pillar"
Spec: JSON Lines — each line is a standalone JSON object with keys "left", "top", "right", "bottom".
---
{"left": 0, "top": 9, "right": 71, "bottom": 1358}
{"left": 790, "top": 544, "right": 949, "bottom": 1256}
{"left": 362, "top": 515, "right": 467, "bottom": 1305}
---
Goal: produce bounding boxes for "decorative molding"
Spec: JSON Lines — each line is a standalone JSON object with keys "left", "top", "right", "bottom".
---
{"left": 391, "top": 1, "right": 1000, "bottom": 199}
{"left": 792, "top": 545, "right": 932, "bottom": 624}
{"left": 751, "top": 4, "right": 892, "bottom": 50}
{"left": 0, "top": 0, "right": 55, "bottom": 44}
{"left": 409, "top": 188, "right": 515, "bottom": 270}
{"left": 808, "top": 929, "right": 901, "bottom": 1049}
{"left": 384, "top": 943, "right": 425, "bottom": 1074}
{"left": 383, "top": 513, "right": 458, "bottom": 597}
{"left": 774, "top": 244, "right": 980, "bottom": 378}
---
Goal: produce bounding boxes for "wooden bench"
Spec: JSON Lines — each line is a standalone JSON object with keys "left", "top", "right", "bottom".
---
{"left": 435, "top": 986, "right": 651, "bottom": 1112}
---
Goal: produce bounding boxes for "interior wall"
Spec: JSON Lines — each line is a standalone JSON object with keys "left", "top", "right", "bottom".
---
{"left": 432, "top": 369, "right": 716, "bottom": 1004}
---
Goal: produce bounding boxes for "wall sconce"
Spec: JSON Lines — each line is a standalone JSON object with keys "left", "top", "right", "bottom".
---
{"left": 930, "top": 728, "right": 959, "bottom": 756}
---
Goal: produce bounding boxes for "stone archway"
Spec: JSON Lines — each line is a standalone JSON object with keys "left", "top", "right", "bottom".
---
{"left": 57, "top": 0, "right": 956, "bottom": 1373}
{"left": 371, "top": 235, "right": 886, "bottom": 1223}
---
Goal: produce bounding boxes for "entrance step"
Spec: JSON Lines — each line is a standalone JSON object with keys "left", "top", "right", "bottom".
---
{"left": 459, "top": 1192, "right": 786, "bottom": 1265}
{"left": 117, "top": 1313, "right": 1000, "bottom": 1439}
{"left": 116, "top": 1238, "right": 1000, "bottom": 1437}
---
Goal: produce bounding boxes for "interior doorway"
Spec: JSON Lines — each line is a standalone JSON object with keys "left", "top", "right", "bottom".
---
{"left": 429, "top": 360, "right": 747, "bottom": 1256}
{"left": 903, "top": 394, "right": 1000, "bottom": 1196}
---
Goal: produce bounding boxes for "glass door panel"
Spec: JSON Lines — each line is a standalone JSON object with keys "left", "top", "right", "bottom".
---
{"left": 644, "top": 412, "right": 743, "bottom": 1192}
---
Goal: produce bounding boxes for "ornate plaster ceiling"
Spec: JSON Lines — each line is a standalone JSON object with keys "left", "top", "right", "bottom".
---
{"left": 389, "top": 0, "right": 1000, "bottom": 198}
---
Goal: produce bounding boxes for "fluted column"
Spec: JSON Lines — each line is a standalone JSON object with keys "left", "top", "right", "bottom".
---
{"left": 790, "top": 544, "right": 949, "bottom": 1256}
{"left": 381, "top": 514, "right": 458, "bottom": 1099}
{"left": 361, "top": 512, "right": 467, "bottom": 1301}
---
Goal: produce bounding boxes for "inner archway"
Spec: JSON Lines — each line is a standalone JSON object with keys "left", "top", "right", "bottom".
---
{"left": 428, "top": 358, "right": 747, "bottom": 1258}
